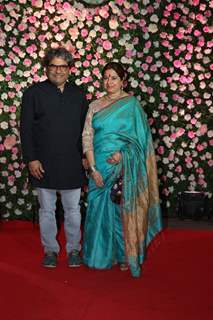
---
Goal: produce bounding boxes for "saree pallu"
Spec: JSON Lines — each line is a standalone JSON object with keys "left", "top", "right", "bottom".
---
{"left": 83, "top": 96, "right": 162, "bottom": 276}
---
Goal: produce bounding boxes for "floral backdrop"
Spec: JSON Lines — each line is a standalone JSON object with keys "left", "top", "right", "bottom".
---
{"left": 0, "top": 0, "right": 212, "bottom": 219}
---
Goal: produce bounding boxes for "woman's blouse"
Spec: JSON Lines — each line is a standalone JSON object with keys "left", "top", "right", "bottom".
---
{"left": 82, "top": 95, "right": 130, "bottom": 154}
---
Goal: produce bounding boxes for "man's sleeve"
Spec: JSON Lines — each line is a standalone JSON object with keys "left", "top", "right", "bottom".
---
{"left": 79, "top": 93, "right": 89, "bottom": 158}
{"left": 20, "top": 89, "right": 36, "bottom": 163}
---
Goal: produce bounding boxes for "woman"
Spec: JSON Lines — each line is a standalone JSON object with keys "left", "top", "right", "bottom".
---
{"left": 82, "top": 62, "right": 162, "bottom": 277}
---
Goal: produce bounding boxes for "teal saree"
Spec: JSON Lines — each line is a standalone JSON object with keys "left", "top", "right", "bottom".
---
{"left": 83, "top": 96, "right": 162, "bottom": 277}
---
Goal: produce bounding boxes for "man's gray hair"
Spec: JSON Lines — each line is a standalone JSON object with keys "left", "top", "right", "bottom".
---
{"left": 42, "top": 47, "right": 73, "bottom": 67}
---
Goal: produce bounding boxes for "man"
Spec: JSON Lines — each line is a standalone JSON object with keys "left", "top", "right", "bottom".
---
{"left": 20, "top": 47, "right": 88, "bottom": 268}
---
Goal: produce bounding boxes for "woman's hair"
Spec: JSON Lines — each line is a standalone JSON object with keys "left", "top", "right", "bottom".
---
{"left": 42, "top": 47, "right": 73, "bottom": 67}
{"left": 102, "top": 62, "right": 127, "bottom": 80}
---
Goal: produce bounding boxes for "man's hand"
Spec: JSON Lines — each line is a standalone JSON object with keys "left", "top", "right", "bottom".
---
{"left": 28, "top": 160, "right": 45, "bottom": 180}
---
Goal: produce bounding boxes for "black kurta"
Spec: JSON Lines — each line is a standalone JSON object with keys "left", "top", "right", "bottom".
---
{"left": 20, "top": 80, "right": 88, "bottom": 189}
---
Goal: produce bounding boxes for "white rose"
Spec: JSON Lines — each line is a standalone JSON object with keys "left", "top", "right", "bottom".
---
{"left": 94, "top": 16, "right": 101, "bottom": 23}
{"left": 206, "top": 152, "right": 212, "bottom": 159}
{"left": 89, "top": 30, "right": 97, "bottom": 38}
{"left": 166, "top": 171, "right": 173, "bottom": 178}
{"left": 163, "top": 158, "right": 169, "bottom": 164}
{"left": 88, "top": 86, "right": 94, "bottom": 93}
{"left": 78, "top": 49, "right": 85, "bottom": 56}
{"left": 0, "top": 196, "right": 6, "bottom": 202}
{"left": 131, "top": 80, "right": 139, "bottom": 88}
{"left": 83, "top": 70, "right": 90, "bottom": 77}
{"left": 91, "top": 59, "right": 98, "bottom": 66}
{"left": 109, "top": 19, "right": 119, "bottom": 30}
{"left": 22, "top": 189, "right": 29, "bottom": 195}
{"left": 160, "top": 80, "right": 167, "bottom": 88}
{"left": 143, "top": 33, "right": 150, "bottom": 40}
{"left": 148, "top": 23, "right": 158, "bottom": 33}
{"left": 14, "top": 170, "right": 21, "bottom": 178}
{"left": 171, "top": 115, "right": 178, "bottom": 121}
{"left": 154, "top": 75, "right": 160, "bottom": 81}
{"left": 15, "top": 209, "right": 22, "bottom": 215}
{"left": 150, "top": 14, "right": 159, "bottom": 23}
{"left": 173, "top": 177, "right": 180, "bottom": 184}
{"left": 1, "top": 121, "right": 8, "bottom": 129}
{"left": 101, "top": 33, "right": 108, "bottom": 40}
{"left": 75, "top": 79, "right": 82, "bottom": 86}
{"left": 76, "top": 41, "right": 83, "bottom": 49}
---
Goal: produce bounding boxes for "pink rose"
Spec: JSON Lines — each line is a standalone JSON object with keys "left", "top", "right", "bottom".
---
{"left": 185, "top": 53, "right": 192, "bottom": 60}
{"left": 23, "top": 58, "right": 32, "bottom": 66}
{"left": 9, "top": 106, "right": 16, "bottom": 113}
{"left": 8, "top": 176, "right": 15, "bottom": 184}
{"left": 81, "top": 29, "right": 88, "bottom": 38}
{"left": 209, "top": 140, "right": 213, "bottom": 146}
{"left": 102, "top": 40, "right": 112, "bottom": 51}
{"left": 168, "top": 151, "right": 174, "bottom": 161}
{"left": 188, "top": 131, "right": 195, "bottom": 139}
{"left": 4, "top": 135, "right": 17, "bottom": 150}
{"left": 148, "top": 118, "right": 154, "bottom": 126}
{"left": 175, "top": 165, "right": 182, "bottom": 173}
{"left": 176, "top": 32, "right": 184, "bottom": 40}
{"left": 199, "top": 124, "right": 207, "bottom": 135}
{"left": 82, "top": 61, "right": 90, "bottom": 67}
{"left": 191, "top": 118, "right": 197, "bottom": 125}
{"left": 147, "top": 87, "right": 153, "bottom": 95}
{"left": 194, "top": 30, "right": 201, "bottom": 36}
{"left": 157, "top": 146, "right": 164, "bottom": 155}
{"left": 172, "top": 106, "right": 178, "bottom": 113}
{"left": 208, "top": 160, "right": 213, "bottom": 167}
{"left": 158, "top": 129, "right": 165, "bottom": 136}
{"left": 170, "top": 133, "right": 177, "bottom": 140}
{"left": 161, "top": 115, "right": 168, "bottom": 122}
{"left": 196, "top": 168, "right": 204, "bottom": 174}
{"left": 176, "top": 128, "right": 185, "bottom": 137}
{"left": 141, "top": 63, "right": 148, "bottom": 71}
{"left": 198, "top": 178, "right": 205, "bottom": 186}
{"left": 63, "top": 2, "right": 71, "bottom": 10}
{"left": 196, "top": 144, "right": 204, "bottom": 151}
{"left": 145, "top": 41, "right": 151, "bottom": 49}
{"left": 150, "top": 65, "right": 157, "bottom": 72}
{"left": 187, "top": 44, "right": 194, "bottom": 52}
{"left": 161, "top": 19, "right": 168, "bottom": 26}
{"left": 185, "top": 157, "right": 192, "bottom": 164}
{"left": 174, "top": 60, "right": 181, "bottom": 68}
{"left": 173, "top": 13, "right": 180, "bottom": 20}
{"left": 28, "top": 16, "right": 37, "bottom": 23}
{"left": 161, "top": 66, "right": 168, "bottom": 73}
{"left": 12, "top": 147, "right": 18, "bottom": 155}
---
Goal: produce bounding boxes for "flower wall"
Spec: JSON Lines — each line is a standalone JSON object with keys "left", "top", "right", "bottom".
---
{"left": 0, "top": 0, "right": 212, "bottom": 219}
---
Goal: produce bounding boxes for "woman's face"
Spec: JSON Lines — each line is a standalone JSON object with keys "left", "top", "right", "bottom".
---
{"left": 103, "top": 68, "right": 123, "bottom": 95}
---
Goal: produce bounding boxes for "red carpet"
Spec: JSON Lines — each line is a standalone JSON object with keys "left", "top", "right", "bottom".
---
{"left": 0, "top": 221, "right": 213, "bottom": 320}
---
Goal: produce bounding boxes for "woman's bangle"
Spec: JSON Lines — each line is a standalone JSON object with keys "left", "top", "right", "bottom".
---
{"left": 88, "top": 165, "right": 97, "bottom": 174}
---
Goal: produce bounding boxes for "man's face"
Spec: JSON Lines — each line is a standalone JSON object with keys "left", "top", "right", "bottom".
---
{"left": 46, "top": 57, "right": 70, "bottom": 89}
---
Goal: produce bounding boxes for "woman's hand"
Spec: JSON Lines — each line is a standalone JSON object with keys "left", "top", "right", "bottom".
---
{"left": 82, "top": 158, "right": 89, "bottom": 170}
{"left": 91, "top": 170, "right": 104, "bottom": 188}
{"left": 107, "top": 152, "right": 122, "bottom": 164}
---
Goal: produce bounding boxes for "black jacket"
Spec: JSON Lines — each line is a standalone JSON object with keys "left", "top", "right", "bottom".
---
{"left": 20, "top": 80, "right": 88, "bottom": 189}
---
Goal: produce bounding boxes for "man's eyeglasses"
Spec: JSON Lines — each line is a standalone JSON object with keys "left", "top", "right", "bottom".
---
{"left": 48, "top": 64, "right": 69, "bottom": 72}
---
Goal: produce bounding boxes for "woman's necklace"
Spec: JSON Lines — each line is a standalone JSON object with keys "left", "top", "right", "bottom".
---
{"left": 105, "top": 90, "right": 124, "bottom": 102}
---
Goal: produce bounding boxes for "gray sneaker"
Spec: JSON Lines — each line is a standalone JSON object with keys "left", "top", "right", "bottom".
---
{"left": 68, "top": 250, "right": 82, "bottom": 267}
{"left": 42, "top": 252, "right": 57, "bottom": 268}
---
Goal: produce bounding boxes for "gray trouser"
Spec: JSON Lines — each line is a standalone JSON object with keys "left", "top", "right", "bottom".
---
{"left": 37, "top": 188, "right": 81, "bottom": 254}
